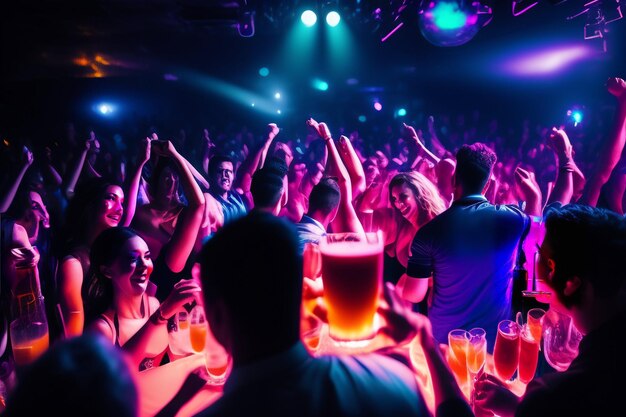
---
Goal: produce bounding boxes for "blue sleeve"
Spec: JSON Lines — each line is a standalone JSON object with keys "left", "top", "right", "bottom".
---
{"left": 406, "top": 231, "right": 433, "bottom": 279}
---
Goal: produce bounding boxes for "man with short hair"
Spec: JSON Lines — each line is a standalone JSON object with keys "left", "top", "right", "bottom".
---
{"left": 206, "top": 155, "right": 248, "bottom": 227}
{"left": 295, "top": 177, "right": 340, "bottom": 253}
{"left": 196, "top": 212, "right": 429, "bottom": 417}
{"left": 402, "top": 143, "right": 528, "bottom": 351}
{"left": 250, "top": 156, "right": 288, "bottom": 216}
{"left": 475, "top": 204, "right": 626, "bottom": 417}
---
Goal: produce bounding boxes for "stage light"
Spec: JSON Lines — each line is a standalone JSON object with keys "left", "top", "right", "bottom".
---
{"left": 566, "top": 107, "right": 584, "bottom": 127}
{"left": 94, "top": 102, "right": 117, "bottom": 116}
{"left": 312, "top": 79, "right": 329, "bottom": 91}
{"left": 326, "top": 11, "right": 341, "bottom": 27}
{"left": 259, "top": 67, "right": 270, "bottom": 77}
{"left": 418, "top": 1, "right": 493, "bottom": 47}
{"left": 238, "top": 11, "right": 255, "bottom": 37}
{"left": 301, "top": 10, "right": 318, "bottom": 27}
{"left": 396, "top": 108, "right": 407, "bottom": 117}
{"left": 274, "top": 92, "right": 281, "bottom": 99}
{"left": 358, "top": 115, "right": 367, "bottom": 122}
{"left": 374, "top": 101, "right": 383, "bottom": 111}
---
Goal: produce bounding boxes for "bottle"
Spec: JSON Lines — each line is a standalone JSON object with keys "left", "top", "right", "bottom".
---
{"left": 9, "top": 247, "right": 50, "bottom": 368}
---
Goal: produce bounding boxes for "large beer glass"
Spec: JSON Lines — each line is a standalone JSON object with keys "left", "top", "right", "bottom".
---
{"left": 319, "top": 231, "right": 383, "bottom": 346}
{"left": 493, "top": 320, "right": 520, "bottom": 382}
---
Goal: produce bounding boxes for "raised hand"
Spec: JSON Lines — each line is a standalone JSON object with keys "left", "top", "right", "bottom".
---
{"left": 140, "top": 137, "right": 152, "bottom": 164}
{"left": 547, "top": 127, "right": 573, "bottom": 159}
{"left": 306, "top": 118, "right": 332, "bottom": 140}
{"left": 607, "top": 77, "right": 626, "bottom": 99}
{"left": 21, "top": 145, "right": 34, "bottom": 167}
{"left": 402, "top": 122, "right": 425, "bottom": 148}
{"left": 203, "top": 129, "right": 216, "bottom": 149}
{"left": 267, "top": 123, "right": 280, "bottom": 139}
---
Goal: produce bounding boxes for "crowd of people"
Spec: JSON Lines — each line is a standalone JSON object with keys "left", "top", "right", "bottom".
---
{"left": 0, "top": 76, "right": 625, "bottom": 416}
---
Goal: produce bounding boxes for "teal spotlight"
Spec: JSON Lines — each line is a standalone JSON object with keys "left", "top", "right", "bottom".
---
{"left": 397, "top": 108, "right": 407, "bottom": 117}
{"left": 301, "top": 10, "right": 317, "bottom": 27}
{"left": 358, "top": 115, "right": 367, "bottom": 123}
{"left": 312, "top": 79, "right": 329, "bottom": 91}
{"left": 258, "top": 67, "right": 270, "bottom": 77}
{"left": 326, "top": 11, "right": 341, "bottom": 27}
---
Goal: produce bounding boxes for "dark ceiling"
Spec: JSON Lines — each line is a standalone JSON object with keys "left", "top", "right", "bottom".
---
{"left": 1, "top": 1, "right": 625, "bottom": 134}
{"left": 3, "top": 0, "right": 624, "bottom": 81}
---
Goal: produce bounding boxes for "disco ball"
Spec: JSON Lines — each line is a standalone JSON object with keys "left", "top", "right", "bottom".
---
{"left": 418, "top": 1, "right": 491, "bottom": 47}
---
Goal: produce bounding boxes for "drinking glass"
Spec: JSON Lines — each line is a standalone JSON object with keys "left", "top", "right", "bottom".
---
{"left": 466, "top": 328, "right": 486, "bottom": 408}
{"left": 493, "top": 319, "right": 520, "bottom": 383}
{"left": 10, "top": 317, "right": 49, "bottom": 367}
{"left": 301, "top": 315, "right": 323, "bottom": 354}
{"left": 189, "top": 306, "right": 207, "bottom": 353}
{"left": 527, "top": 308, "right": 546, "bottom": 344}
{"left": 447, "top": 329, "right": 470, "bottom": 391}
{"left": 319, "top": 231, "right": 383, "bottom": 346}
{"left": 518, "top": 323, "right": 540, "bottom": 384}
{"left": 204, "top": 322, "right": 232, "bottom": 386}
{"left": 168, "top": 310, "right": 193, "bottom": 356}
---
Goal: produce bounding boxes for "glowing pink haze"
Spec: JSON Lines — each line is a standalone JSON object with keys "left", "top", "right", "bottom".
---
{"left": 503, "top": 45, "right": 594, "bottom": 76}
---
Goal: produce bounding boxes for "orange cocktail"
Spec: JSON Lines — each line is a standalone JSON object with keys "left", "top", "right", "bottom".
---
{"left": 320, "top": 232, "right": 383, "bottom": 343}
{"left": 11, "top": 321, "right": 49, "bottom": 367}
{"left": 447, "top": 329, "right": 469, "bottom": 389}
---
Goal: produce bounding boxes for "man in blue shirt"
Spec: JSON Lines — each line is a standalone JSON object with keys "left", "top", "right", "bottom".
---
{"left": 403, "top": 143, "right": 528, "bottom": 351}
{"left": 207, "top": 155, "right": 248, "bottom": 226}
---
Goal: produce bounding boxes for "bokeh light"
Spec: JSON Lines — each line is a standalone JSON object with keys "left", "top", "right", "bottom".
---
{"left": 326, "top": 11, "right": 341, "bottom": 27}
{"left": 301, "top": 10, "right": 317, "bottom": 27}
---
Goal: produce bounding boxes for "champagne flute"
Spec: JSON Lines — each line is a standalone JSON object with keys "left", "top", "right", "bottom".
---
{"left": 466, "top": 328, "right": 486, "bottom": 409}
{"left": 493, "top": 319, "right": 520, "bottom": 383}
{"left": 518, "top": 323, "right": 540, "bottom": 384}
{"left": 447, "top": 329, "right": 470, "bottom": 392}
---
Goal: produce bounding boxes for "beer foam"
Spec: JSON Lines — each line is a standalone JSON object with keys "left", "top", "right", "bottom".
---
{"left": 319, "top": 240, "right": 382, "bottom": 257}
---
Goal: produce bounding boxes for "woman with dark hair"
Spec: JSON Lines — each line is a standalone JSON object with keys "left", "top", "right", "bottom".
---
{"left": 83, "top": 227, "right": 201, "bottom": 371}
{"left": 55, "top": 176, "right": 127, "bottom": 338}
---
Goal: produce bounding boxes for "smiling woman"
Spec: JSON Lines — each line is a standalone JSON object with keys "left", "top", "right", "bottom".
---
{"left": 55, "top": 177, "right": 126, "bottom": 339}
{"left": 83, "top": 227, "right": 202, "bottom": 371}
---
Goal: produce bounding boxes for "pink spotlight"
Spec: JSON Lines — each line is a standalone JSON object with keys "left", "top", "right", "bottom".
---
{"left": 374, "top": 102, "right": 383, "bottom": 111}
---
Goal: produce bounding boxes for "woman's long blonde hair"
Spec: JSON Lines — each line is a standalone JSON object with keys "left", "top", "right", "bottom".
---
{"left": 389, "top": 171, "right": 446, "bottom": 227}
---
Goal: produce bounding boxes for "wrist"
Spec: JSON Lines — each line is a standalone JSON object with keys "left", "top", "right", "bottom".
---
{"left": 150, "top": 308, "right": 169, "bottom": 325}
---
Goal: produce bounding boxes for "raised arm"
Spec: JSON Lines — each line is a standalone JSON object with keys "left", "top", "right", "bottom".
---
{"left": 579, "top": 77, "right": 626, "bottom": 206}
{"left": 514, "top": 167, "right": 543, "bottom": 217}
{"left": 403, "top": 123, "right": 441, "bottom": 168}
{"left": 546, "top": 127, "right": 575, "bottom": 207}
{"left": 65, "top": 135, "right": 94, "bottom": 199}
{"left": 121, "top": 137, "right": 152, "bottom": 227}
{"left": 307, "top": 118, "right": 364, "bottom": 235}
{"left": 233, "top": 123, "right": 280, "bottom": 196}
{"left": 0, "top": 145, "right": 33, "bottom": 213}
{"left": 151, "top": 140, "right": 205, "bottom": 272}
{"left": 336, "top": 135, "right": 367, "bottom": 202}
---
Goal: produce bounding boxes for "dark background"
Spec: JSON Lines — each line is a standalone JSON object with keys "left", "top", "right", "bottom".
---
{"left": 1, "top": 1, "right": 625, "bottom": 143}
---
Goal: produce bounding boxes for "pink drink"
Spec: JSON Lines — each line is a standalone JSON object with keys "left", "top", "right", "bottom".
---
{"left": 493, "top": 320, "right": 520, "bottom": 382}
{"left": 320, "top": 233, "right": 383, "bottom": 342}
{"left": 518, "top": 326, "right": 540, "bottom": 384}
